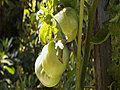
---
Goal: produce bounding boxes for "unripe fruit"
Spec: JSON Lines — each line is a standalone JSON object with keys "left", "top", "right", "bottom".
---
{"left": 54, "top": 7, "right": 78, "bottom": 42}
{"left": 42, "top": 41, "right": 69, "bottom": 78}
{"left": 35, "top": 41, "right": 69, "bottom": 87}
{"left": 35, "top": 52, "right": 61, "bottom": 87}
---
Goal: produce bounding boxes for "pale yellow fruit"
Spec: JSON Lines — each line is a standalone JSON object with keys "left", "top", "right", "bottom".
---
{"left": 54, "top": 7, "right": 78, "bottom": 42}
{"left": 42, "top": 41, "right": 69, "bottom": 78}
{"left": 35, "top": 53, "right": 61, "bottom": 87}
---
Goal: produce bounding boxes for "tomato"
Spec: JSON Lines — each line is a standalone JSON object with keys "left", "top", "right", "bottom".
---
{"left": 35, "top": 41, "right": 69, "bottom": 87}
{"left": 42, "top": 41, "right": 69, "bottom": 78}
{"left": 54, "top": 7, "right": 78, "bottom": 42}
{"left": 35, "top": 52, "right": 61, "bottom": 87}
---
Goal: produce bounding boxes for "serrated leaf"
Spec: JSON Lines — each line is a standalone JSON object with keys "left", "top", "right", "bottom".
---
{"left": 91, "top": 28, "right": 110, "bottom": 44}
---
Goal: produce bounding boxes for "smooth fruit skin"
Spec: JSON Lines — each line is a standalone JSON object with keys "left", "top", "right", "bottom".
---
{"left": 42, "top": 41, "right": 69, "bottom": 78}
{"left": 54, "top": 7, "right": 78, "bottom": 42}
{"left": 35, "top": 52, "right": 61, "bottom": 87}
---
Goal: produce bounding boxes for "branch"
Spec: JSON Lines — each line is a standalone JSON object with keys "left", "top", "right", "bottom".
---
{"left": 76, "top": 0, "right": 85, "bottom": 89}
{"left": 80, "top": 0, "right": 99, "bottom": 89}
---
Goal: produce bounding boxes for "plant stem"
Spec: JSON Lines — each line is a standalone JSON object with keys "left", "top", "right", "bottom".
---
{"left": 76, "top": 0, "right": 84, "bottom": 90}
{"left": 80, "top": 0, "right": 99, "bottom": 89}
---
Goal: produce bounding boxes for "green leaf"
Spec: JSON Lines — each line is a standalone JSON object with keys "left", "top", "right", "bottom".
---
{"left": 2, "top": 38, "right": 8, "bottom": 49}
{"left": 6, "top": 79, "right": 12, "bottom": 84}
{"left": 4, "top": 66, "right": 15, "bottom": 75}
{"left": 40, "top": 22, "right": 58, "bottom": 45}
{"left": 91, "top": 28, "right": 110, "bottom": 44}
{"left": 109, "top": 23, "right": 120, "bottom": 37}
{"left": 32, "top": 0, "right": 36, "bottom": 12}
{"left": 1, "top": 59, "right": 14, "bottom": 66}
{"left": 109, "top": 13, "right": 120, "bottom": 23}
{"left": 40, "top": 23, "right": 52, "bottom": 44}
{"left": 1, "top": 1, "right": 4, "bottom": 6}
{"left": 23, "top": 9, "right": 30, "bottom": 22}
{"left": 41, "top": 7, "right": 48, "bottom": 16}
{"left": 0, "top": 52, "right": 5, "bottom": 59}
{"left": 37, "top": 1, "right": 40, "bottom": 10}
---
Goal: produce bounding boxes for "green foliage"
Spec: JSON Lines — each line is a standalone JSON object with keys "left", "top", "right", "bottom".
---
{"left": 0, "top": 37, "right": 19, "bottom": 89}
{"left": 0, "top": 1, "right": 41, "bottom": 89}
{"left": 106, "top": 0, "right": 120, "bottom": 89}
{"left": 108, "top": 62, "right": 120, "bottom": 88}
{"left": 109, "top": 23, "right": 120, "bottom": 37}
{"left": 91, "top": 27, "right": 110, "bottom": 44}
{"left": 40, "top": 22, "right": 58, "bottom": 45}
{"left": 0, "top": 38, "right": 15, "bottom": 75}
{"left": 3, "top": 66, "right": 15, "bottom": 75}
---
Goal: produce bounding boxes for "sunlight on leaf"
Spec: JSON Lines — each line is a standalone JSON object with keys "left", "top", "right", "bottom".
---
{"left": 1, "top": 58, "right": 14, "bottom": 66}
{"left": 23, "top": 9, "right": 30, "bottom": 22}
{"left": 40, "top": 22, "right": 52, "bottom": 44}
{"left": 32, "top": 0, "right": 36, "bottom": 12}
{"left": 4, "top": 66, "right": 15, "bottom": 75}
{"left": 2, "top": 38, "right": 8, "bottom": 49}
{"left": 0, "top": 52, "right": 5, "bottom": 59}
{"left": 40, "top": 22, "right": 58, "bottom": 45}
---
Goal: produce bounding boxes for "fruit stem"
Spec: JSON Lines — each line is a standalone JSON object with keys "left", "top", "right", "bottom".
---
{"left": 76, "top": 0, "right": 84, "bottom": 90}
{"left": 79, "top": 0, "right": 99, "bottom": 89}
